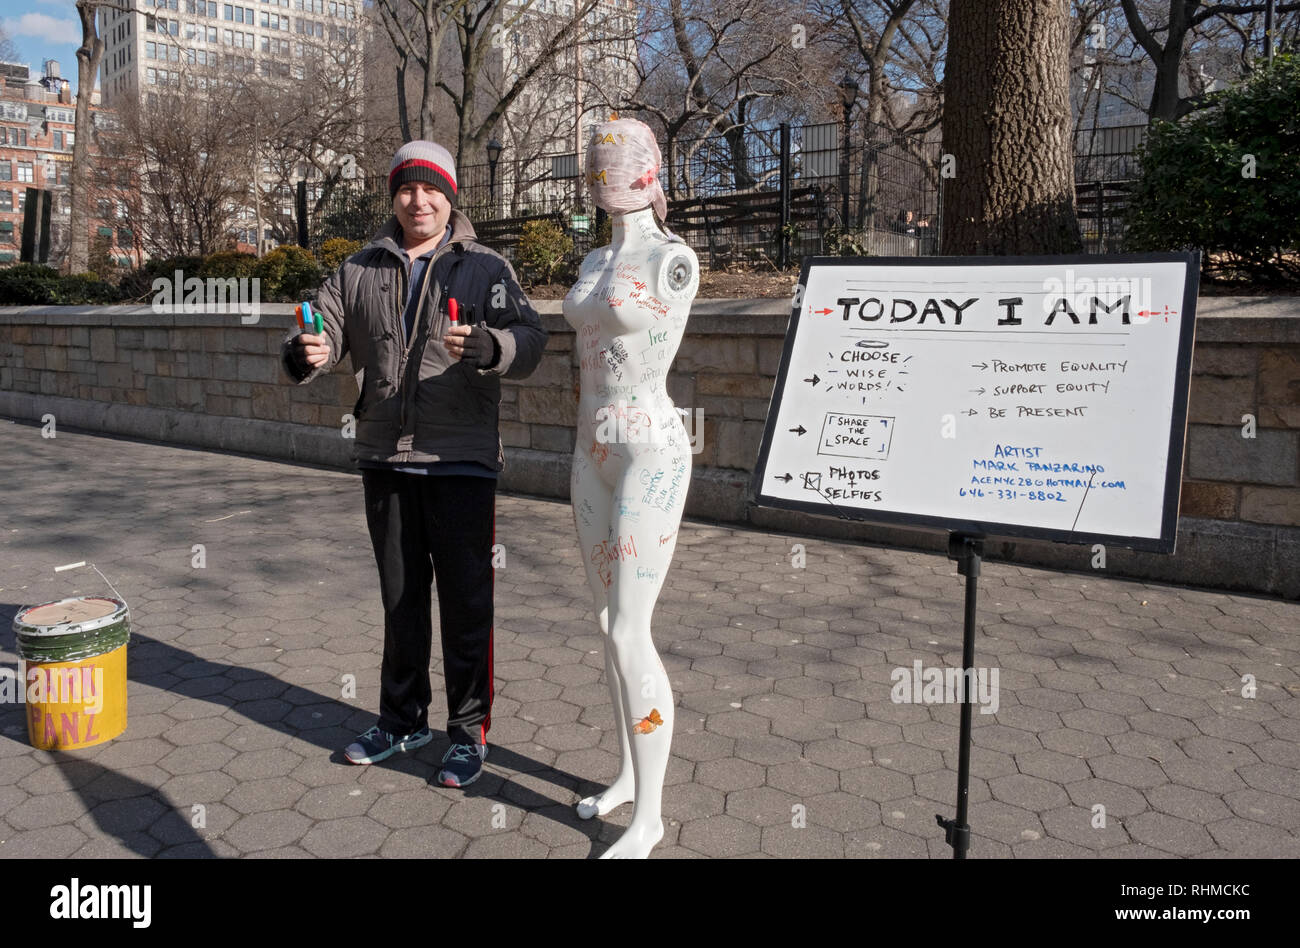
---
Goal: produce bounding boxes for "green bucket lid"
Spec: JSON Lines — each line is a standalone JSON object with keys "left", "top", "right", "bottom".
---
{"left": 13, "top": 597, "right": 131, "bottom": 664}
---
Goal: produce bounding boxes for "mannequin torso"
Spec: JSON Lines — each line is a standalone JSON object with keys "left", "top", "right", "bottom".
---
{"left": 562, "top": 204, "right": 698, "bottom": 858}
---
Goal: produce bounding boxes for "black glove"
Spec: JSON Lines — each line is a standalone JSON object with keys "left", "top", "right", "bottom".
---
{"left": 284, "top": 334, "right": 314, "bottom": 381}
{"left": 458, "top": 325, "right": 499, "bottom": 369}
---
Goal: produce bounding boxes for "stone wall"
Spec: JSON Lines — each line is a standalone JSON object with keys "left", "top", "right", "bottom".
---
{"left": 1, "top": 298, "right": 1297, "bottom": 597}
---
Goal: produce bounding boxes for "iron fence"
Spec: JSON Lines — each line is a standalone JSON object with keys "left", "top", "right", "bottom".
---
{"left": 310, "top": 120, "right": 1148, "bottom": 271}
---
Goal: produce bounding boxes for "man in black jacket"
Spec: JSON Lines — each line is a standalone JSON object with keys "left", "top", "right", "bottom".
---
{"left": 283, "top": 139, "right": 548, "bottom": 787}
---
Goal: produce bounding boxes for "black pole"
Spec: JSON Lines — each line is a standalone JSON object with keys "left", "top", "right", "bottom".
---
{"left": 778, "top": 121, "right": 791, "bottom": 269}
{"left": 1094, "top": 179, "right": 1104, "bottom": 253}
{"left": 296, "top": 179, "right": 308, "bottom": 248}
{"left": 840, "top": 110, "right": 851, "bottom": 230}
{"left": 38, "top": 190, "right": 52, "bottom": 264}
{"left": 937, "top": 533, "right": 983, "bottom": 859}
{"left": 20, "top": 187, "right": 39, "bottom": 263}
{"left": 1265, "top": 0, "right": 1275, "bottom": 63}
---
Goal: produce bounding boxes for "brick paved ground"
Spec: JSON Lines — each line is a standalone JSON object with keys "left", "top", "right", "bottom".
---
{"left": 1, "top": 419, "right": 1298, "bottom": 858}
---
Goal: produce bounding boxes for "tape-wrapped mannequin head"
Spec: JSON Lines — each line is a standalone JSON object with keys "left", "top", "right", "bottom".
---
{"left": 584, "top": 118, "right": 668, "bottom": 221}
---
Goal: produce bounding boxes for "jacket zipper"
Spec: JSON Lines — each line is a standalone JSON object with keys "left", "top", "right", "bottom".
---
{"left": 397, "top": 242, "right": 453, "bottom": 436}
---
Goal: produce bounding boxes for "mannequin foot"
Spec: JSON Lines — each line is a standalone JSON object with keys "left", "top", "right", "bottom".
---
{"left": 600, "top": 818, "right": 664, "bottom": 859}
{"left": 576, "top": 778, "right": 634, "bottom": 820}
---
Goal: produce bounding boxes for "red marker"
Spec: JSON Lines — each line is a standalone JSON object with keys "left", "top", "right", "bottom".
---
{"left": 448, "top": 297, "right": 459, "bottom": 325}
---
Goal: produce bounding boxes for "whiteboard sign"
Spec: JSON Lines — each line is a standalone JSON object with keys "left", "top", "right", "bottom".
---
{"left": 751, "top": 254, "right": 1199, "bottom": 553}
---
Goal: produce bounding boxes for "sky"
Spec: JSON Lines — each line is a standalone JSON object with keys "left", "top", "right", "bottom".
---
{"left": 0, "top": 0, "right": 88, "bottom": 88}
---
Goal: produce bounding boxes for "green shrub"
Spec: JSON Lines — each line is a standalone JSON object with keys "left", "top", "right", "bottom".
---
{"left": 117, "top": 255, "right": 204, "bottom": 302}
{"left": 318, "top": 237, "right": 362, "bottom": 272}
{"left": 54, "top": 273, "right": 122, "bottom": 304}
{"left": 0, "top": 264, "right": 63, "bottom": 304}
{"left": 0, "top": 264, "right": 122, "bottom": 304}
{"left": 517, "top": 218, "right": 574, "bottom": 284}
{"left": 197, "top": 251, "right": 259, "bottom": 281}
{"left": 825, "top": 228, "right": 869, "bottom": 257}
{"left": 257, "top": 244, "right": 323, "bottom": 301}
{"left": 1124, "top": 53, "right": 1300, "bottom": 283}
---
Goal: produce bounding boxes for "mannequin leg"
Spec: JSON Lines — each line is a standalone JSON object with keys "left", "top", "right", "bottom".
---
{"left": 570, "top": 449, "right": 637, "bottom": 819}
{"left": 600, "top": 454, "right": 686, "bottom": 859}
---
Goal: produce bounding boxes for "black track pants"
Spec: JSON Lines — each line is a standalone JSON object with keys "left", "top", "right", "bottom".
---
{"left": 361, "top": 468, "right": 495, "bottom": 746}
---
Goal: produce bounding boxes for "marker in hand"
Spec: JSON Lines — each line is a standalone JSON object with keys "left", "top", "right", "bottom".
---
{"left": 294, "top": 301, "right": 329, "bottom": 369}
{"left": 443, "top": 296, "right": 479, "bottom": 362}
{"left": 296, "top": 301, "right": 322, "bottom": 334}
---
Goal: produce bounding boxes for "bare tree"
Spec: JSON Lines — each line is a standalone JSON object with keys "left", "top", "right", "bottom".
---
{"left": 942, "top": 0, "right": 1082, "bottom": 254}
{"left": 68, "top": 1, "right": 106, "bottom": 274}
{"left": 440, "top": 0, "right": 605, "bottom": 166}
{"left": 238, "top": 35, "right": 369, "bottom": 244}
{"left": 372, "top": 0, "right": 467, "bottom": 143}
{"left": 1118, "top": 0, "right": 1300, "bottom": 121}
{"left": 371, "top": 0, "right": 611, "bottom": 167}
{"left": 816, "top": 0, "right": 947, "bottom": 227}
{"left": 627, "top": 0, "right": 820, "bottom": 197}
{"left": 99, "top": 75, "right": 253, "bottom": 258}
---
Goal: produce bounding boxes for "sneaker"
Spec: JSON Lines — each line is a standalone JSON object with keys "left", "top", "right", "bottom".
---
{"left": 344, "top": 725, "right": 432, "bottom": 765}
{"left": 437, "top": 742, "right": 488, "bottom": 788}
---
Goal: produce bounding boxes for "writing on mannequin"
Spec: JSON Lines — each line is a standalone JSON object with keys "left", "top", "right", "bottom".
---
{"left": 563, "top": 117, "right": 699, "bottom": 858}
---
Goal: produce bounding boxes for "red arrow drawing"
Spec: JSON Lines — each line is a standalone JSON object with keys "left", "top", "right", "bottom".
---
{"left": 812, "top": 307, "right": 833, "bottom": 315}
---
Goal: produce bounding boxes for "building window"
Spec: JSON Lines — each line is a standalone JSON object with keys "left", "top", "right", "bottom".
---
{"left": 0, "top": 162, "right": 9, "bottom": 181}
{"left": 0, "top": 191, "right": 10, "bottom": 211}
{"left": 224, "top": 3, "right": 233, "bottom": 18}
{"left": 146, "top": 40, "right": 156, "bottom": 58}
{"left": 0, "top": 221, "right": 14, "bottom": 243}
{"left": 53, "top": 130, "right": 63, "bottom": 150}
{"left": 17, "top": 162, "right": 33, "bottom": 183}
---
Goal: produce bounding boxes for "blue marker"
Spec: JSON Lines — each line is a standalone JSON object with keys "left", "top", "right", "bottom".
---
{"left": 296, "top": 301, "right": 322, "bottom": 334}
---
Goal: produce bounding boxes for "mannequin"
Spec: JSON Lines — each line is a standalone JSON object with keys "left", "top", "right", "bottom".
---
{"left": 563, "top": 118, "right": 699, "bottom": 858}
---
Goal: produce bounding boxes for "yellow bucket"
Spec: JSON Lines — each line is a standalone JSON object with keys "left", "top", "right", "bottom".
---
{"left": 13, "top": 597, "right": 129, "bottom": 750}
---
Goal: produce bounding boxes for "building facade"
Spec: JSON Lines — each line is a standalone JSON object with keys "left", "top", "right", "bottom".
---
{"left": 97, "top": 0, "right": 364, "bottom": 255}
{"left": 0, "top": 61, "right": 135, "bottom": 269}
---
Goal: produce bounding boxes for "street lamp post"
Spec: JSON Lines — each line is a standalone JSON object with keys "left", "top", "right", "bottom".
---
{"left": 1265, "top": 0, "right": 1276, "bottom": 63}
{"left": 486, "top": 139, "right": 503, "bottom": 219}
{"left": 838, "top": 74, "right": 859, "bottom": 232}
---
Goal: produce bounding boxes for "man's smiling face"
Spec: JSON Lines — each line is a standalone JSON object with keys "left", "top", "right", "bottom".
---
{"left": 393, "top": 181, "right": 451, "bottom": 244}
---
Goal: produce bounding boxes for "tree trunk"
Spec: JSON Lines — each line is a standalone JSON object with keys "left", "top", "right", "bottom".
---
{"left": 396, "top": 58, "right": 411, "bottom": 143}
{"left": 723, "top": 122, "right": 754, "bottom": 191}
{"left": 68, "top": 1, "right": 104, "bottom": 274}
{"left": 941, "top": 0, "right": 1082, "bottom": 254}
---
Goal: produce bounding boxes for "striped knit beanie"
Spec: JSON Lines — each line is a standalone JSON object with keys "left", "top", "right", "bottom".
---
{"left": 389, "top": 140, "right": 457, "bottom": 204}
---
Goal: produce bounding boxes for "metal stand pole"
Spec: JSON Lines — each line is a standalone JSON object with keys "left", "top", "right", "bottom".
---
{"left": 937, "top": 532, "right": 983, "bottom": 859}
